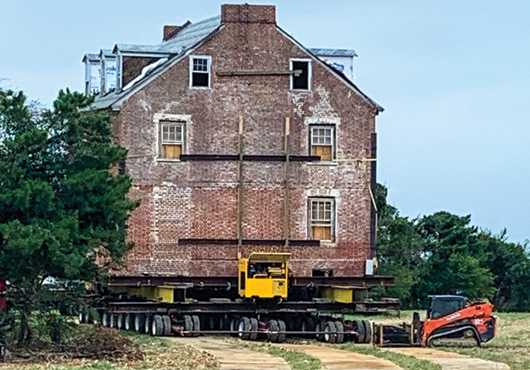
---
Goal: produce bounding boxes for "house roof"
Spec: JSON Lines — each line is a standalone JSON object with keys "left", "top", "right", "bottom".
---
{"left": 114, "top": 16, "right": 221, "bottom": 55}
{"left": 82, "top": 53, "right": 100, "bottom": 63}
{"left": 90, "top": 14, "right": 382, "bottom": 113}
{"left": 310, "top": 48, "right": 358, "bottom": 58}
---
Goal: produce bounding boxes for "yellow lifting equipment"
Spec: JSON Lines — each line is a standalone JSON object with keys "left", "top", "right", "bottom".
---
{"left": 238, "top": 252, "right": 290, "bottom": 299}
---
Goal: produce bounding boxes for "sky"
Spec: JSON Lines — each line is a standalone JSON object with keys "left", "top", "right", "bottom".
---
{"left": 1, "top": 0, "right": 529, "bottom": 243}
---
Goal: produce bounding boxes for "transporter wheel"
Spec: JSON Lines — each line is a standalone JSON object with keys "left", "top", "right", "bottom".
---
{"left": 334, "top": 321, "right": 344, "bottom": 344}
{"left": 238, "top": 317, "right": 251, "bottom": 340}
{"left": 207, "top": 316, "right": 216, "bottom": 331}
{"left": 78, "top": 311, "right": 85, "bottom": 324}
{"left": 192, "top": 315, "right": 201, "bottom": 337}
{"left": 315, "top": 320, "right": 323, "bottom": 341}
{"left": 230, "top": 315, "right": 240, "bottom": 337}
{"left": 162, "top": 315, "right": 172, "bottom": 336}
{"left": 117, "top": 313, "right": 125, "bottom": 330}
{"left": 267, "top": 320, "right": 279, "bottom": 342}
{"left": 134, "top": 313, "right": 146, "bottom": 333}
{"left": 124, "top": 313, "right": 133, "bottom": 331}
{"left": 144, "top": 315, "right": 153, "bottom": 335}
{"left": 110, "top": 313, "right": 116, "bottom": 328}
{"left": 363, "top": 320, "right": 373, "bottom": 343}
{"left": 151, "top": 315, "right": 164, "bottom": 336}
{"left": 183, "top": 315, "right": 193, "bottom": 337}
{"left": 354, "top": 320, "right": 366, "bottom": 343}
{"left": 249, "top": 318, "right": 259, "bottom": 341}
{"left": 277, "top": 320, "right": 286, "bottom": 343}
{"left": 324, "top": 321, "right": 337, "bottom": 343}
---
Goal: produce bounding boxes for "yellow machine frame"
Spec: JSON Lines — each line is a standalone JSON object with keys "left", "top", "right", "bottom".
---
{"left": 238, "top": 252, "right": 290, "bottom": 299}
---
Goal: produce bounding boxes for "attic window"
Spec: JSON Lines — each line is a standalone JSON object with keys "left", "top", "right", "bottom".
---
{"left": 291, "top": 59, "right": 311, "bottom": 90}
{"left": 190, "top": 56, "right": 211, "bottom": 88}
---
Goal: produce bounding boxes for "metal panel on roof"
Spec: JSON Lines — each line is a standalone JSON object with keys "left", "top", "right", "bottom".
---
{"left": 310, "top": 48, "right": 358, "bottom": 57}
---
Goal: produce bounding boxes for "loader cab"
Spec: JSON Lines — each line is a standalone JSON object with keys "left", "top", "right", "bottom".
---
{"left": 238, "top": 253, "right": 290, "bottom": 299}
{"left": 427, "top": 295, "right": 467, "bottom": 319}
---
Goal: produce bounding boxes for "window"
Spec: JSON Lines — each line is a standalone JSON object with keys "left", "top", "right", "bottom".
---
{"left": 310, "top": 125, "right": 335, "bottom": 161}
{"left": 160, "top": 121, "right": 184, "bottom": 159}
{"left": 190, "top": 56, "right": 211, "bottom": 87}
{"left": 290, "top": 59, "right": 311, "bottom": 90}
{"left": 310, "top": 198, "right": 335, "bottom": 242}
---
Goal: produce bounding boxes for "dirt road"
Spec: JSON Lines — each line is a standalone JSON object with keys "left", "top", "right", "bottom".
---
{"left": 175, "top": 337, "right": 403, "bottom": 369}
{"left": 387, "top": 347, "right": 510, "bottom": 370}
{"left": 278, "top": 343, "right": 403, "bottom": 370}
{"left": 171, "top": 337, "right": 290, "bottom": 370}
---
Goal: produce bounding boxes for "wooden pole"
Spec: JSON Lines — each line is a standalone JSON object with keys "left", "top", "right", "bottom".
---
{"left": 237, "top": 116, "right": 244, "bottom": 259}
{"left": 284, "top": 117, "right": 291, "bottom": 249}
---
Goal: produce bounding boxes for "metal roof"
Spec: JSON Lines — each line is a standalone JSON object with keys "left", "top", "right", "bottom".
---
{"left": 99, "top": 49, "right": 116, "bottom": 58}
{"left": 114, "top": 16, "right": 221, "bottom": 55}
{"left": 82, "top": 53, "right": 100, "bottom": 63}
{"left": 310, "top": 48, "right": 358, "bottom": 57}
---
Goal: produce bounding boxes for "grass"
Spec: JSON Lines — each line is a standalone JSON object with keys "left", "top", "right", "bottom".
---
{"left": 442, "top": 312, "right": 530, "bottom": 370}
{"left": 4, "top": 330, "right": 218, "bottom": 370}
{"left": 228, "top": 338, "right": 323, "bottom": 370}
{"left": 349, "top": 310, "right": 530, "bottom": 370}
{"left": 335, "top": 342, "right": 442, "bottom": 370}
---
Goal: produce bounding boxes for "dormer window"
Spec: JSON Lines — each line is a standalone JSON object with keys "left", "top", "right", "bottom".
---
{"left": 190, "top": 56, "right": 211, "bottom": 88}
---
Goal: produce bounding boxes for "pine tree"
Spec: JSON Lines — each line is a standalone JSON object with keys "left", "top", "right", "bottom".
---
{"left": 0, "top": 88, "right": 137, "bottom": 344}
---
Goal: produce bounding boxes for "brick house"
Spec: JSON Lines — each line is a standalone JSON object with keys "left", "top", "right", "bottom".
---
{"left": 83, "top": 4, "right": 383, "bottom": 278}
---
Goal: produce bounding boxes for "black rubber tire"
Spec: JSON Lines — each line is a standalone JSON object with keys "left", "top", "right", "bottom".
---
{"left": 362, "top": 320, "right": 373, "bottom": 343}
{"left": 144, "top": 315, "right": 152, "bottom": 335}
{"left": 230, "top": 315, "right": 241, "bottom": 337}
{"left": 354, "top": 320, "right": 366, "bottom": 343}
{"left": 305, "top": 316, "right": 316, "bottom": 332}
{"left": 277, "top": 320, "right": 286, "bottom": 343}
{"left": 334, "top": 320, "right": 344, "bottom": 344}
{"left": 162, "top": 315, "right": 172, "bottom": 336}
{"left": 249, "top": 318, "right": 259, "bottom": 341}
{"left": 315, "top": 320, "right": 324, "bottom": 341}
{"left": 192, "top": 315, "right": 200, "bottom": 337}
{"left": 151, "top": 315, "right": 163, "bottom": 336}
{"left": 324, "top": 321, "right": 337, "bottom": 343}
{"left": 79, "top": 311, "right": 85, "bottom": 324}
{"left": 134, "top": 313, "right": 146, "bottom": 333}
{"left": 238, "top": 316, "right": 250, "bottom": 340}
{"left": 110, "top": 313, "right": 116, "bottom": 328}
{"left": 117, "top": 313, "right": 125, "bottom": 330}
{"left": 184, "top": 315, "right": 193, "bottom": 337}
{"left": 267, "top": 319, "right": 279, "bottom": 342}
{"left": 124, "top": 313, "right": 133, "bottom": 331}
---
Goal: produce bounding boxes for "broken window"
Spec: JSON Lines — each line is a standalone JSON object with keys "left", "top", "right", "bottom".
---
{"left": 309, "top": 198, "right": 335, "bottom": 242}
{"left": 190, "top": 56, "right": 211, "bottom": 87}
{"left": 310, "top": 125, "right": 335, "bottom": 161}
{"left": 160, "top": 121, "right": 184, "bottom": 159}
{"left": 291, "top": 59, "right": 311, "bottom": 90}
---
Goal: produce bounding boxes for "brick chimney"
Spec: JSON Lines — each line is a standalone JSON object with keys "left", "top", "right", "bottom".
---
{"left": 163, "top": 21, "right": 191, "bottom": 41}
{"left": 221, "top": 4, "right": 276, "bottom": 24}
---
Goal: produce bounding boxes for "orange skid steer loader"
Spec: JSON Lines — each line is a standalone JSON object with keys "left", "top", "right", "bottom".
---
{"left": 374, "top": 295, "right": 497, "bottom": 347}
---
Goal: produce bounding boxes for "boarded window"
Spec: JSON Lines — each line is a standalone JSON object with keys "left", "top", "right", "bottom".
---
{"left": 310, "top": 198, "right": 335, "bottom": 242}
{"left": 291, "top": 60, "right": 310, "bottom": 90}
{"left": 191, "top": 56, "right": 211, "bottom": 87}
{"left": 160, "top": 121, "right": 184, "bottom": 159}
{"left": 311, "top": 125, "right": 335, "bottom": 161}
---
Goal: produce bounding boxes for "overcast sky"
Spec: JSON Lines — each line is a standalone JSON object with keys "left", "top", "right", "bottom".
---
{"left": 1, "top": 0, "right": 529, "bottom": 243}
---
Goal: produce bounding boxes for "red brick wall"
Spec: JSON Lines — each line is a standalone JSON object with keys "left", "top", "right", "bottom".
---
{"left": 115, "top": 5, "right": 378, "bottom": 277}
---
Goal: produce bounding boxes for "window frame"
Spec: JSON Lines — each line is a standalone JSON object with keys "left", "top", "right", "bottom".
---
{"left": 290, "top": 58, "right": 312, "bottom": 91}
{"left": 189, "top": 55, "right": 212, "bottom": 88}
{"left": 309, "top": 124, "right": 336, "bottom": 162}
{"left": 309, "top": 197, "right": 336, "bottom": 242}
{"left": 159, "top": 120, "right": 185, "bottom": 160}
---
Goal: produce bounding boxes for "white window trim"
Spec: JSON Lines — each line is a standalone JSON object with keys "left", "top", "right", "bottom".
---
{"left": 310, "top": 124, "right": 336, "bottom": 162}
{"left": 290, "top": 58, "right": 312, "bottom": 91}
{"left": 189, "top": 55, "right": 212, "bottom": 89}
{"left": 309, "top": 197, "right": 336, "bottom": 242}
{"left": 153, "top": 113, "right": 191, "bottom": 162}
